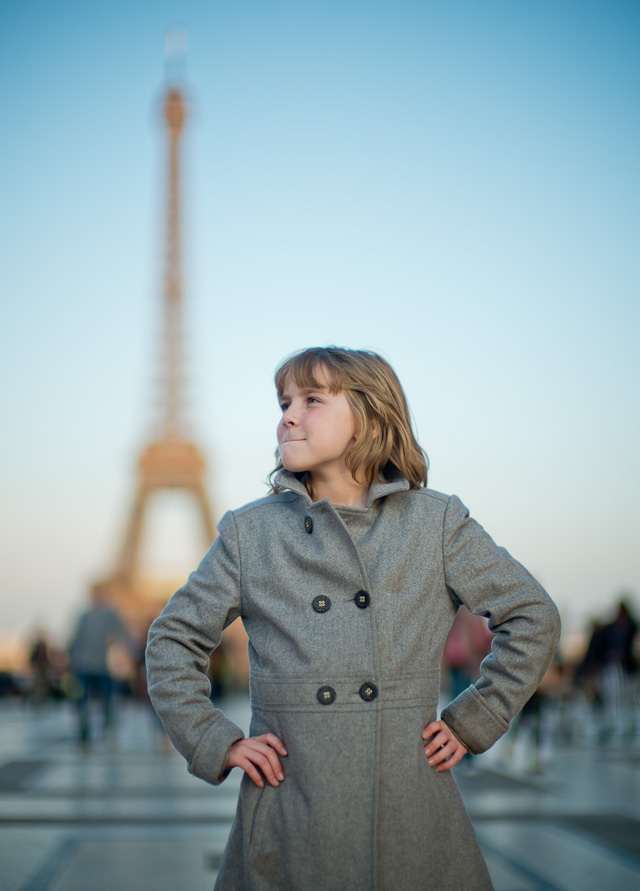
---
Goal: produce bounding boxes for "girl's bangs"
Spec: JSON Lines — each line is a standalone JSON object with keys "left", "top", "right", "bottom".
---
{"left": 276, "top": 350, "right": 346, "bottom": 395}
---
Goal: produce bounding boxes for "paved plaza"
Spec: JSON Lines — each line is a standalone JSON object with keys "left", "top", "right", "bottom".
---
{"left": 1, "top": 694, "right": 639, "bottom": 891}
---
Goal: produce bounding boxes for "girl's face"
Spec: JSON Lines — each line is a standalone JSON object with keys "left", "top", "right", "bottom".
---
{"left": 277, "top": 367, "right": 358, "bottom": 482}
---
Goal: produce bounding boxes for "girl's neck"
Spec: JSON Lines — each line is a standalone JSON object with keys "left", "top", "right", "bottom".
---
{"left": 309, "top": 471, "right": 370, "bottom": 508}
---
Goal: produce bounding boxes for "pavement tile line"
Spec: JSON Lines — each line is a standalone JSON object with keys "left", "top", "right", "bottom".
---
{"left": 0, "top": 761, "right": 50, "bottom": 793}
{"left": 550, "top": 816, "right": 640, "bottom": 870}
{"left": 20, "top": 838, "right": 78, "bottom": 891}
{"left": 0, "top": 814, "right": 236, "bottom": 825}
{"left": 457, "top": 767, "right": 561, "bottom": 797}
{"left": 473, "top": 834, "right": 563, "bottom": 891}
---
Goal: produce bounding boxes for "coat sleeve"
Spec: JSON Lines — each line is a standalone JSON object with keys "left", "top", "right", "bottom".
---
{"left": 145, "top": 510, "right": 245, "bottom": 784}
{"left": 439, "top": 495, "right": 561, "bottom": 754}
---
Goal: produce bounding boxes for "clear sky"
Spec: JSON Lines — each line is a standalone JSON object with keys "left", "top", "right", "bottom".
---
{"left": 1, "top": 0, "right": 639, "bottom": 649}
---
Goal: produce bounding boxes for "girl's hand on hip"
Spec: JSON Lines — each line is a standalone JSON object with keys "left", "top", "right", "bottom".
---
{"left": 226, "top": 733, "right": 288, "bottom": 787}
{"left": 422, "top": 720, "right": 468, "bottom": 772}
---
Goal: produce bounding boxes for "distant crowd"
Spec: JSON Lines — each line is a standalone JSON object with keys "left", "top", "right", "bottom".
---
{"left": 440, "top": 594, "right": 639, "bottom": 770}
{"left": 2, "top": 583, "right": 233, "bottom": 747}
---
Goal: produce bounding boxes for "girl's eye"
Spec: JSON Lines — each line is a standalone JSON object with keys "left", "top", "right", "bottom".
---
{"left": 279, "top": 402, "right": 290, "bottom": 412}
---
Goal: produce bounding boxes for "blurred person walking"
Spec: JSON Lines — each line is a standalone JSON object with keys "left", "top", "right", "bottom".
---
{"left": 28, "top": 629, "right": 54, "bottom": 705}
{"left": 500, "top": 660, "right": 565, "bottom": 772}
{"left": 596, "top": 599, "right": 638, "bottom": 742}
{"left": 67, "top": 584, "right": 135, "bottom": 746}
{"left": 442, "top": 606, "right": 494, "bottom": 700}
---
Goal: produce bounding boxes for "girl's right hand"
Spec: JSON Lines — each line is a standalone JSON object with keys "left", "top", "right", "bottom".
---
{"left": 226, "top": 733, "right": 288, "bottom": 787}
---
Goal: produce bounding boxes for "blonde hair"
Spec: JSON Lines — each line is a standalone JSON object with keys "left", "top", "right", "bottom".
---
{"left": 269, "top": 347, "right": 428, "bottom": 494}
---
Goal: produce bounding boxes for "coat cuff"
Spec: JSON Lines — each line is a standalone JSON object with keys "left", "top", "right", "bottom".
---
{"left": 188, "top": 717, "right": 245, "bottom": 786}
{"left": 440, "top": 685, "right": 510, "bottom": 755}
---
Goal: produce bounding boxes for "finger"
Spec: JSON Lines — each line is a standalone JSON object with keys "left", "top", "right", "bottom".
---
{"left": 237, "top": 756, "right": 265, "bottom": 788}
{"left": 435, "top": 741, "right": 467, "bottom": 771}
{"left": 228, "top": 740, "right": 283, "bottom": 786}
{"left": 426, "top": 739, "right": 457, "bottom": 767}
{"left": 436, "top": 747, "right": 466, "bottom": 772}
{"left": 227, "top": 745, "right": 267, "bottom": 786}
{"left": 247, "top": 742, "right": 285, "bottom": 785}
{"left": 423, "top": 731, "right": 451, "bottom": 758}
{"left": 422, "top": 720, "right": 451, "bottom": 743}
{"left": 258, "top": 733, "right": 288, "bottom": 756}
{"left": 422, "top": 721, "right": 442, "bottom": 740}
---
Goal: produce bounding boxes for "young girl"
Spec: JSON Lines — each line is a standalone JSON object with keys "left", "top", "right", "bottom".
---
{"left": 146, "top": 346, "right": 560, "bottom": 891}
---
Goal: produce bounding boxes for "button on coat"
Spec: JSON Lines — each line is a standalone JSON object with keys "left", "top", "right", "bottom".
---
{"left": 359, "top": 682, "right": 378, "bottom": 701}
{"left": 312, "top": 595, "right": 331, "bottom": 613}
{"left": 317, "top": 685, "right": 336, "bottom": 705}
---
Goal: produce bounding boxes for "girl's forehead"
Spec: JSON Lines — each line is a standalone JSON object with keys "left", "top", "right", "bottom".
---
{"left": 279, "top": 363, "right": 339, "bottom": 394}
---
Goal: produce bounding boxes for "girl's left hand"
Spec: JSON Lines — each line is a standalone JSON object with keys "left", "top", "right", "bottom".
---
{"left": 422, "top": 720, "right": 468, "bottom": 772}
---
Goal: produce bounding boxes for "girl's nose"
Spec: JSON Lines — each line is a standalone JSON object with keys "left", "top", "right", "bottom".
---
{"left": 282, "top": 405, "right": 299, "bottom": 426}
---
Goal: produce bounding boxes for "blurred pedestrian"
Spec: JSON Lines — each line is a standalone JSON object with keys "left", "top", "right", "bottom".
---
{"left": 501, "top": 660, "right": 564, "bottom": 772}
{"left": 443, "top": 605, "right": 494, "bottom": 700}
{"left": 575, "top": 617, "right": 606, "bottom": 737}
{"left": 597, "top": 599, "right": 638, "bottom": 742}
{"left": 67, "top": 584, "right": 134, "bottom": 746}
{"left": 28, "top": 629, "right": 53, "bottom": 706}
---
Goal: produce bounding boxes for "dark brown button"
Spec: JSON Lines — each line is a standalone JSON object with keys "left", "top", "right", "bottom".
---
{"left": 312, "top": 595, "right": 331, "bottom": 613}
{"left": 355, "top": 590, "right": 370, "bottom": 609}
{"left": 304, "top": 516, "right": 313, "bottom": 534}
{"left": 317, "top": 685, "right": 336, "bottom": 705}
{"left": 359, "top": 682, "right": 378, "bottom": 702}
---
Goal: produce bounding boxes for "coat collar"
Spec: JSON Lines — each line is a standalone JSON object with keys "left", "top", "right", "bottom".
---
{"left": 274, "top": 468, "right": 410, "bottom": 509}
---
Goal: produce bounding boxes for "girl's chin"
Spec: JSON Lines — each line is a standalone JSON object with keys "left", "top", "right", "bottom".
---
{"left": 281, "top": 460, "right": 309, "bottom": 474}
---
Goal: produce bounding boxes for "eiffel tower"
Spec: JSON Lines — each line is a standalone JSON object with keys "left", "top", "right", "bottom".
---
{"left": 100, "top": 59, "right": 216, "bottom": 634}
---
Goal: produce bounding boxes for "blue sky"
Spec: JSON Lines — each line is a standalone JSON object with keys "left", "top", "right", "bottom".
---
{"left": 1, "top": 0, "right": 639, "bottom": 646}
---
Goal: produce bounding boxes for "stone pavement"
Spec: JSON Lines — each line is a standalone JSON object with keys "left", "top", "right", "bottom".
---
{"left": 1, "top": 695, "right": 639, "bottom": 891}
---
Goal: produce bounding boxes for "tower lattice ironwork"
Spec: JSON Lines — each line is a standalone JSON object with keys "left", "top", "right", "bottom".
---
{"left": 100, "top": 72, "right": 216, "bottom": 633}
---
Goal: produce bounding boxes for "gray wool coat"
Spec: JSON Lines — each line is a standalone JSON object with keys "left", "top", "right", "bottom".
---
{"left": 146, "top": 469, "right": 561, "bottom": 891}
